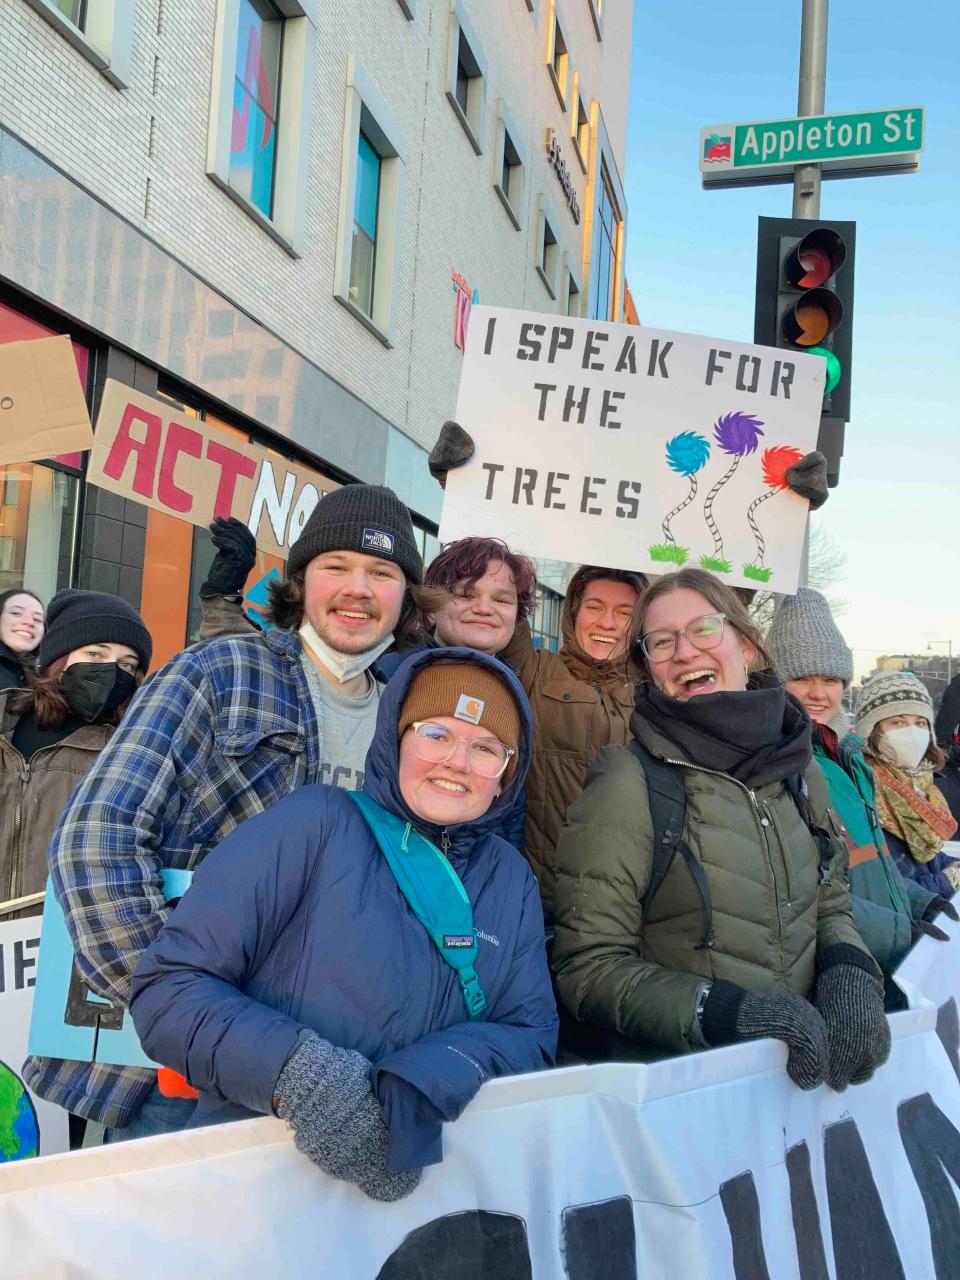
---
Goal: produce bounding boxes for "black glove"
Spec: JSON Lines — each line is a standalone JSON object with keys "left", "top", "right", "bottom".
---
{"left": 814, "top": 948, "right": 891, "bottom": 1091}
{"left": 428, "top": 421, "right": 475, "bottom": 489}
{"left": 275, "top": 1032, "right": 421, "bottom": 1202}
{"left": 785, "top": 451, "right": 829, "bottom": 510}
{"left": 911, "top": 918, "right": 950, "bottom": 943}
{"left": 701, "top": 980, "right": 829, "bottom": 1091}
{"left": 199, "top": 517, "right": 257, "bottom": 598}
{"left": 922, "top": 895, "right": 959, "bottom": 924}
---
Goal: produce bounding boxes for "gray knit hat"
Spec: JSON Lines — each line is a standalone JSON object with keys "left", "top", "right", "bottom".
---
{"left": 766, "top": 588, "right": 853, "bottom": 687}
{"left": 286, "top": 484, "right": 422, "bottom": 583}
{"left": 855, "top": 670, "right": 934, "bottom": 742}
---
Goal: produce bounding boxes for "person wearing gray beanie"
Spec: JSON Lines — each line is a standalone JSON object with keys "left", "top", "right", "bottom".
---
{"left": 767, "top": 592, "right": 956, "bottom": 983}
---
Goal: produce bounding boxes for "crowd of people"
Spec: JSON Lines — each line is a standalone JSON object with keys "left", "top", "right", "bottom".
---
{"left": 0, "top": 445, "right": 957, "bottom": 1201}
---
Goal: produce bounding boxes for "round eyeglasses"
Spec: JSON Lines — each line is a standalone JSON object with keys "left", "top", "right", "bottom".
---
{"left": 639, "top": 612, "right": 728, "bottom": 662}
{"left": 410, "top": 721, "right": 514, "bottom": 779}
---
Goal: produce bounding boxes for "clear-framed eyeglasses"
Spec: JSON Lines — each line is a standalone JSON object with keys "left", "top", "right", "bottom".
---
{"left": 639, "top": 612, "right": 728, "bottom": 663}
{"left": 410, "top": 721, "right": 514, "bottom": 779}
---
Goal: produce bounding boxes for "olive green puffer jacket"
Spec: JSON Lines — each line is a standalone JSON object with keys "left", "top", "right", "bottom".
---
{"left": 553, "top": 716, "right": 874, "bottom": 1057}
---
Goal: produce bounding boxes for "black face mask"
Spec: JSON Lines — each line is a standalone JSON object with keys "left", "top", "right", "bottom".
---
{"left": 58, "top": 663, "right": 136, "bottom": 723}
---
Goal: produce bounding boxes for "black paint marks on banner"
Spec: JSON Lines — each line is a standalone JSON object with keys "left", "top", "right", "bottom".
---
{"left": 786, "top": 1141, "right": 829, "bottom": 1280}
{"left": 824, "top": 1118, "right": 905, "bottom": 1280}
{"left": 720, "top": 1170, "right": 771, "bottom": 1280}
{"left": 376, "top": 1211, "right": 531, "bottom": 1280}
{"left": 936, "top": 997, "right": 960, "bottom": 1082}
{"left": 561, "top": 1197, "right": 636, "bottom": 1280}
{"left": 898, "top": 1092, "right": 960, "bottom": 1280}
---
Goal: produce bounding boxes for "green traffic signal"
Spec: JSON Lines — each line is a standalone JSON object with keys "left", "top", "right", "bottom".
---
{"left": 807, "top": 345, "right": 842, "bottom": 393}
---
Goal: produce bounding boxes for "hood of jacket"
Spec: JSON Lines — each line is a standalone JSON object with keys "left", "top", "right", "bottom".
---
{"left": 363, "top": 646, "right": 533, "bottom": 852}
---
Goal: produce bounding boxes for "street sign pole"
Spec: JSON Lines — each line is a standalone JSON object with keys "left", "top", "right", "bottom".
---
{"left": 793, "top": 0, "right": 828, "bottom": 219}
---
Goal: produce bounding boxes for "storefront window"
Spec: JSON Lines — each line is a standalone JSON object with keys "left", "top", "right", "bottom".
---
{"left": 531, "top": 586, "right": 563, "bottom": 652}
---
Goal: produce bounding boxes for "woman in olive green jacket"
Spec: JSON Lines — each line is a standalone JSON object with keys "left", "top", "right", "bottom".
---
{"left": 553, "top": 568, "right": 890, "bottom": 1093}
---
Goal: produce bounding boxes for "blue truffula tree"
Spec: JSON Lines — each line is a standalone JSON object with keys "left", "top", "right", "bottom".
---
{"left": 649, "top": 432, "right": 712, "bottom": 566}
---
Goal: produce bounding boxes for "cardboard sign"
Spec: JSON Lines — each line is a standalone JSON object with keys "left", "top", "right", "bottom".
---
{"left": 0, "top": 336, "right": 94, "bottom": 467}
{"left": 28, "top": 872, "right": 192, "bottom": 1070}
{"left": 438, "top": 306, "right": 826, "bottom": 592}
{"left": 88, "top": 381, "right": 338, "bottom": 559}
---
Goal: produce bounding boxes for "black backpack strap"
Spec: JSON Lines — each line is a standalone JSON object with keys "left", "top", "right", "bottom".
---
{"left": 627, "top": 740, "right": 715, "bottom": 950}
{"left": 784, "top": 774, "right": 835, "bottom": 885}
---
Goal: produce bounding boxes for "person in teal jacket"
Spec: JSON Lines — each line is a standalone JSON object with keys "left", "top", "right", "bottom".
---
{"left": 767, "top": 590, "right": 956, "bottom": 979}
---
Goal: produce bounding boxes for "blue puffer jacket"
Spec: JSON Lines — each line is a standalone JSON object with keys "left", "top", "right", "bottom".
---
{"left": 129, "top": 648, "right": 558, "bottom": 1170}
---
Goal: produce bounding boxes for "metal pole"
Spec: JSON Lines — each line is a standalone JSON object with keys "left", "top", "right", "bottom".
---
{"left": 792, "top": 0, "right": 828, "bottom": 218}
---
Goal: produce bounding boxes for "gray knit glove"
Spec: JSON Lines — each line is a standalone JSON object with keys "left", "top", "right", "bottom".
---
{"left": 275, "top": 1033, "right": 422, "bottom": 1202}
{"left": 814, "top": 948, "right": 891, "bottom": 1092}
{"left": 428, "top": 421, "right": 475, "bottom": 488}
{"left": 701, "top": 980, "right": 829, "bottom": 1091}
{"left": 785, "top": 450, "right": 829, "bottom": 509}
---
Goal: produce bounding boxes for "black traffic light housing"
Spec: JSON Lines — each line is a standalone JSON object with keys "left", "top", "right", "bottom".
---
{"left": 755, "top": 217, "right": 855, "bottom": 486}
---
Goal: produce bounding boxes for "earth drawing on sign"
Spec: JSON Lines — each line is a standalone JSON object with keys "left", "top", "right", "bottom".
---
{"left": 0, "top": 1058, "right": 39, "bottom": 1161}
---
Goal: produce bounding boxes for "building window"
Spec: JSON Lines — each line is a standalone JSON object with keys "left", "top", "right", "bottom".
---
{"left": 23, "top": 0, "right": 135, "bottom": 87}
{"left": 564, "top": 256, "right": 582, "bottom": 317}
{"left": 532, "top": 587, "right": 563, "bottom": 652}
{"left": 493, "top": 100, "right": 526, "bottom": 230}
{"left": 228, "top": 0, "right": 283, "bottom": 220}
{"left": 334, "top": 58, "right": 407, "bottom": 347}
{"left": 446, "top": 4, "right": 487, "bottom": 155}
{"left": 349, "top": 133, "right": 381, "bottom": 318}
{"left": 572, "top": 86, "right": 590, "bottom": 172}
{"left": 589, "top": 161, "right": 622, "bottom": 320}
{"left": 587, "top": 0, "right": 603, "bottom": 39}
{"left": 536, "top": 197, "right": 559, "bottom": 300}
{"left": 207, "top": 0, "right": 317, "bottom": 255}
{"left": 547, "top": 3, "right": 569, "bottom": 109}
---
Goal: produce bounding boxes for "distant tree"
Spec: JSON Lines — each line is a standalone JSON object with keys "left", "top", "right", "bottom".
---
{"left": 748, "top": 516, "right": 848, "bottom": 632}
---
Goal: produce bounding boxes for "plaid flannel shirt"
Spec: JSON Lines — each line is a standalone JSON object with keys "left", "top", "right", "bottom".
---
{"left": 24, "top": 627, "right": 326, "bottom": 1128}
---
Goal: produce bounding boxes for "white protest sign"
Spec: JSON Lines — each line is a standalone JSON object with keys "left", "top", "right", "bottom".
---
{"left": 2, "top": 1002, "right": 959, "bottom": 1277}
{"left": 439, "top": 306, "right": 825, "bottom": 592}
{"left": 0, "top": 916, "right": 69, "bottom": 1162}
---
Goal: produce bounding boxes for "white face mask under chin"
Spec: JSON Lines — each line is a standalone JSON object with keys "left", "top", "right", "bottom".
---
{"left": 299, "top": 619, "right": 395, "bottom": 685}
{"left": 878, "top": 725, "right": 931, "bottom": 771}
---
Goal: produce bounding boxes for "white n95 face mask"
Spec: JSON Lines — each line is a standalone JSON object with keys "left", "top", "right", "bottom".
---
{"left": 299, "top": 619, "right": 394, "bottom": 684}
{"left": 879, "top": 725, "right": 930, "bottom": 771}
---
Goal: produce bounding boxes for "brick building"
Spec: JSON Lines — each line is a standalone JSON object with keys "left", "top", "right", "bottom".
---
{"left": 0, "top": 0, "right": 635, "bottom": 664}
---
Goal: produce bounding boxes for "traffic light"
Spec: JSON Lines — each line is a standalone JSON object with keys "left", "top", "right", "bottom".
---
{"left": 754, "top": 217, "right": 855, "bottom": 486}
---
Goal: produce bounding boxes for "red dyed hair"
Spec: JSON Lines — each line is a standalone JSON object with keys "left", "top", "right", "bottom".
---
{"left": 425, "top": 538, "right": 537, "bottom": 620}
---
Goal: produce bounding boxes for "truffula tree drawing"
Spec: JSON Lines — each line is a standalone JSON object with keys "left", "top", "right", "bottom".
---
{"left": 649, "top": 431, "right": 712, "bottom": 566}
{"left": 700, "top": 411, "right": 765, "bottom": 574}
{"left": 742, "top": 445, "right": 804, "bottom": 583}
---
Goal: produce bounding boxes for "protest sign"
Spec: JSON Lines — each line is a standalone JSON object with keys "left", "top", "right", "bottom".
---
{"left": 438, "top": 306, "right": 825, "bottom": 592}
{"left": 0, "top": 916, "right": 69, "bottom": 1161}
{"left": 28, "top": 871, "right": 192, "bottom": 1070}
{"left": 88, "top": 381, "right": 338, "bottom": 559}
{"left": 0, "top": 335, "right": 94, "bottom": 467}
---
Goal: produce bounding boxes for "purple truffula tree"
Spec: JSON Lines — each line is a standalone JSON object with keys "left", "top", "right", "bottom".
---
{"left": 700, "top": 411, "right": 765, "bottom": 574}
{"left": 649, "top": 432, "right": 712, "bottom": 566}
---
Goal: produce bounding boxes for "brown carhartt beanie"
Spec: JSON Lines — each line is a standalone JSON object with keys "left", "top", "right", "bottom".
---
{"left": 398, "top": 662, "right": 521, "bottom": 780}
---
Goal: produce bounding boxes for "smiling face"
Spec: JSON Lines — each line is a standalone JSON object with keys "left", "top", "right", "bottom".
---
{"left": 573, "top": 579, "right": 638, "bottom": 661}
{"left": 398, "top": 715, "right": 504, "bottom": 825}
{"left": 0, "top": 593, "right": 45, "bottom": 654}
{"left": 784, "top": 675, "right": 845, "bottom": 726}
{"left": 302, "top": 551, "right": 406, "bottom": 655}
{"left": 431, "top": 560, "right": 519, "bottom": 655}
{"left": 642, "top": 586, "right": 755, "bottom": 700}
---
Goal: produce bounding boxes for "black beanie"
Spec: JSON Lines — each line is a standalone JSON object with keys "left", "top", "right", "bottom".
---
{"left": 286, "top": 484, "right": 423, "bottom": 583}
{"left": 38, "top": 590, "right": 153, "bottom": 672}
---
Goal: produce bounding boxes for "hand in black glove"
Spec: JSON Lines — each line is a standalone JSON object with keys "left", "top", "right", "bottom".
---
{"left": 428, "top": 421, "right": 475, "bottom": 489}
{"left": 785, "top": 451, "right": 829, "bottom": 510}
{"left": 701, "top": 980, "right": 829, "bottom": 1091}
{"left": 923, "top": 895, "right": 959, "bottom": 924}
{"left": 200, "top": 517, "right": 257, "bottom": 598}
{"left": 911, "top": 918, "right": 950, "bottom": 943}
{"left": 814, "top": 948, "right": 891, "bottom": 1091}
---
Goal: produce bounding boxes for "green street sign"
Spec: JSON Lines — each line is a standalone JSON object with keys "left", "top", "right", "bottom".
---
{"left": 700, "top": 107, "right": 924, "bottom": 187}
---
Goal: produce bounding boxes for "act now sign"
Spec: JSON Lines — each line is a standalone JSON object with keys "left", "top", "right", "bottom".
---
{"left": 700, "top": 106, "right": 924, "bottom": 185}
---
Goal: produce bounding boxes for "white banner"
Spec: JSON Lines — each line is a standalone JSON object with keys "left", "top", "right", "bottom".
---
{"left": 0, "top": 917, "right": 69, "bottom": 1163}
{"left": 2, "top": 926, "right": 959, "bottom": 1278}
{"left": 438, "top": 306, "right": 825, "bottom": 593}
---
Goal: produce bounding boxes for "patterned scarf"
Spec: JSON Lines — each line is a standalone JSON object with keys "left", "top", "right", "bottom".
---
{"left": 871, "top": 761, "right": 958, "bottom": 862}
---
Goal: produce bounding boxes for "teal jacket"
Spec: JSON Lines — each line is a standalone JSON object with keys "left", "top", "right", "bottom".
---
{"left": 814, "top": 728, "right": 936, "bottom": 971}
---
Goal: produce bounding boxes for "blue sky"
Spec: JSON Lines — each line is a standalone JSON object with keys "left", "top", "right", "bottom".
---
{"left": 623, "top": 1, "right": 959, "bottom": 680}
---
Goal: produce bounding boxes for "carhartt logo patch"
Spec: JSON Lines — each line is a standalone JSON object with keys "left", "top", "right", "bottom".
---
{"left": 455, "top": 694, "right": 484, "bottom": 724}
{"left": 443, "top": 934, "right": 474, "bottom": 949}
{"left": 361, "top": 527, "right": 394, "bottom": 554}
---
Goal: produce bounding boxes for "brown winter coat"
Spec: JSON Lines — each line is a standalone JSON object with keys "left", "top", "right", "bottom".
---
{"left": 553, "top": 715, "right": 875, "bottom": 1057}
{"left": 0, "top": 692, "right": 112, "bottom": 918}
{"left": 499, "top": 600, "right": 635, "bottom": 916}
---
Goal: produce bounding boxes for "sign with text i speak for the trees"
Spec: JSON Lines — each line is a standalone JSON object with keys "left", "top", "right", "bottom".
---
{"left": 438, "top": 306, "right": 824, "bottom": 593}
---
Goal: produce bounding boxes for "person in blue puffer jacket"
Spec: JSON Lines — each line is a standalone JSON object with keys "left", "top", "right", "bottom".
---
{"left": 129, "top": 647, "right": 558, "bottom": 1201}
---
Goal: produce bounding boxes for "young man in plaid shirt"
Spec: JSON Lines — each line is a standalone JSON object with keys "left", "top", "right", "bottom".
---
{"left": 25, "top": 484, "right": 425, "bottom": 1140}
